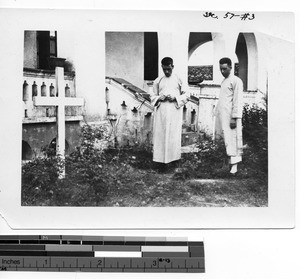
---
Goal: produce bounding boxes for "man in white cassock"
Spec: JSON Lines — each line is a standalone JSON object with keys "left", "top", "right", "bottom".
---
{"left": 151, "top": 57, "right": 189, "bottom": 167}
{"left": 215, "top": 57, "right": 244, "bottom": 174}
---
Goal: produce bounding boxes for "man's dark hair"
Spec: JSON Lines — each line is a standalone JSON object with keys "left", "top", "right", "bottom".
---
{"left": 161, "top": 57, "right": 173, "bottom": 66}
{"left": 219, "top": 57, "right": 232, "bottom": 67}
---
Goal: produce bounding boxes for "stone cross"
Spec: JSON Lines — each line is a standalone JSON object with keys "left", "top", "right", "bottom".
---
{"left": 33, "top": 57, "right": 84, "bottom": 178}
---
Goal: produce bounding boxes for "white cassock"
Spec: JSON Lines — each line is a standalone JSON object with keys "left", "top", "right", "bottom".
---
{"left": 215, "top": 73, "right": 244, "bottom": 164}
{"left": 151, "top": 74, "right": 189, "bottom": 164}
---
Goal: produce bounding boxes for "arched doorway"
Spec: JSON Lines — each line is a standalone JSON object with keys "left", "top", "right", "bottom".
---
{"left": 235, "top": 33, "right": 248, "bottom": 90}
{"left": 188, "top": 33, "right": 213, "bottom": 85}
{"left": 235, "top": 33, "right": 258, "bottom": 91}
{"left": 22, "top": 141, "right": 33, "bottom": 161}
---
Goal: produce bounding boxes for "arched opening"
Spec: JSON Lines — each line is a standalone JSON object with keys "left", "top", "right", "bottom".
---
{"left": 183, "top": 105, "right": 187, "bottom": 121}
{"left": 22, "top": 141, "right": 33, "bottom": 161}
{"left": 235, "top": 33, "right": 248, "bottom": 90}
{"left": 191, "top": 109, "right": 196, "bottom": 125}
{"left": 234, "top": 33, "right": 258, "bottom": 91}
{"left": 188, "top": 33, "right": 213, "bottom": 84}
{"left": 243, "top": 33, "right": 258, "bottom": 91}
{"left": 144, "top": 32, "right": 158, "bottom": 81}
{"left": 143, "top": 112, "right": 152, "bottom": 130}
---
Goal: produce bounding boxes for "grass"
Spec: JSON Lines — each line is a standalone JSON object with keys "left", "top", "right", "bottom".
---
{"left": 22, "top": 144, "right": 268, "bottom": 207}
{"left": 22, "top": 108, "right": 268, "bottom": 208}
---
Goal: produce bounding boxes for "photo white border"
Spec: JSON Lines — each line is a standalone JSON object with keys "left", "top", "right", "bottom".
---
{"left": 0, "top": 8, "right": 295, "bottom": 229}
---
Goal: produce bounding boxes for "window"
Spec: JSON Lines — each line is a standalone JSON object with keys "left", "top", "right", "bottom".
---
{"left": 144, "top": 32, "right": 158, "bottom": 81}
{"left": 37, "top": 31, "right": 57, "bottom": 70}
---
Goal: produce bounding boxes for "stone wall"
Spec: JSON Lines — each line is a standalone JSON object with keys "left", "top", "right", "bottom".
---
{"left": 22, "top": 121, "right": 82, "bottom": 159}
{"left": 105, "top": 79, "right": 153, "bottom": 147}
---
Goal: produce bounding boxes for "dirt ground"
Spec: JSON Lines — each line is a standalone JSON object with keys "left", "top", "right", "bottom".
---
{"left": 102, "top": 170, "right": 268, "bottom": 207}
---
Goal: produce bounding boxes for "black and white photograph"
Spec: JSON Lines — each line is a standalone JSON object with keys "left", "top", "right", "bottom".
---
{"left": 21, "top": 29, "right": 271, "bottom": 207}
{"left": 0, "top": 9, "right": 294, "bottom": 229}
{"left": 0, "top": 2, "right": 298, "bottom": 279}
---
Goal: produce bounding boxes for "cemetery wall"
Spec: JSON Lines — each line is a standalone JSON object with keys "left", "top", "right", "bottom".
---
{"left": 22, "top": 122, "right": 81, "bottom": 158}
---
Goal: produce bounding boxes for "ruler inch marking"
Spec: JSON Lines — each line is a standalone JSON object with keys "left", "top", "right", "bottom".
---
{"left": 143, "top": 252, "right": 189, "bottom": 258}
{"left": 0, "top": 235, "right": 205, "bottom": 273}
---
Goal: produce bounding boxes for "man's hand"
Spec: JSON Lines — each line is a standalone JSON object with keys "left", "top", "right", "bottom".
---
{"left": 166, "top": 95, "right": 175, "bottom": 102}
{"left": 230, "top": 118, "right": 237, "bottom": 129}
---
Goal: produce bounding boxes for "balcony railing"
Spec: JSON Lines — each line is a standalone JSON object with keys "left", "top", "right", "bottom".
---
{"left": 22, "top": 68, "right": 82, "bottom": 123}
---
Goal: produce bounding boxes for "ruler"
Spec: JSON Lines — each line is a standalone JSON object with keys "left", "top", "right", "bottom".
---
{"left": 0, "top": 235, "right": 205, "bottom": 273}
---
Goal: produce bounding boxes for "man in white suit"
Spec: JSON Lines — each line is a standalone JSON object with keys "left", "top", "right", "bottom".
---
{"left": 215, "top": 57, "right": 244, "bottom": 174}
{"left": 151, "top": 57, "right": 189, "bottom": 168}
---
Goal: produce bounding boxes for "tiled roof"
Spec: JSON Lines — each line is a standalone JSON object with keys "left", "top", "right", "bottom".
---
{"left": 107, "top": 77, "right": 151, "bottom": 102}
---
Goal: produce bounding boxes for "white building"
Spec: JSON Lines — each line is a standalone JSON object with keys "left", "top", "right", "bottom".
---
{"left": 20, "top": 20, "right": 293, "bottom": 159}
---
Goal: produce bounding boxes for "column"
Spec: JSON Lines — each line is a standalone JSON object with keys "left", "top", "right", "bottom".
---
{"left": 212, "top": 32, "right": 225, "bottom": 85}
{"left": 157, "top": 32, "right": 173, "bottom": 77}
{"left": 157, "top": 31, "right": 190, "bottom": 85}
{"left": 212, "top": 32, "right": 239, "bottom": 84}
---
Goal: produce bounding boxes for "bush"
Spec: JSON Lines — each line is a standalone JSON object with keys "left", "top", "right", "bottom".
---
{"left": 22, "top": 104, "right": 268, "bottom": 206}
{"left": 103, "top": 142, "right": 153, "bottom": 170}
{"left": 176, "top": 138, "right": 229, "bottom": 179}
{"left": 242, "top": 103, "right": 267, "bottom": 148}
{"left": 175, "top": 102, "right": 268, "bottom": 180}
{"left": 22, "top": 155, "right": 64, "bottom": 205}
{"left": 242, "top": 101, "right": 268, "bottom": 175}
{"left": 63, "top": 124, "right": 112, "bottom": 204}
{"left": 22, "top": 123, "right": 113, "bottom": 206}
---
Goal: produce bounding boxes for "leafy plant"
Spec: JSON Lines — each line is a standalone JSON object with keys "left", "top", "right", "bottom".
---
{"left": 242, "top": 101, "right": 268, "bottom": 175}
{"left": 174, "top": 102, "right": 268, "bottom": 180}
{"left": 22, "top": 104, "right": 268, "bottom": 207}
{"left": 22, "top": 155, "right": 64, "bottom": 205}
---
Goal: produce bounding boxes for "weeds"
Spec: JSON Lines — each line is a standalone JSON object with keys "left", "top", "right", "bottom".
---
{"left": 22, "top": 103, "right": 268, "bottom": 207}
